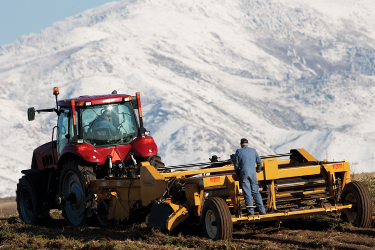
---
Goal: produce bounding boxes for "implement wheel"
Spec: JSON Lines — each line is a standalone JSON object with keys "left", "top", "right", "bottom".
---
{"left": 340, "top": 181, "right": 372, "bottom": 228}
{"left": 59, "top": 160, "right": 87, "bottom": 226}
{"left": 201, "top": 197, "right": 233, "bottom": 241}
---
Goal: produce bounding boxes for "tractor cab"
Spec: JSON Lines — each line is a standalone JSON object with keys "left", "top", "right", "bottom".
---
{"left": 27, "top": 88, "right": 164, "bottom": 177}
{"left": 56, "top": 94, "right": 140, "bottom": 156}
{"left": 21, "top": 87, "right": 165, "bottom": 226}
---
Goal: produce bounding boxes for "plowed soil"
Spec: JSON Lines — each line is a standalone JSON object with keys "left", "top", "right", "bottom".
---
{"left": 1, "top": 207, "right": 375, "bottom": 250}
{"left": 2, "top": 172, "right": 375, "bottom": 249}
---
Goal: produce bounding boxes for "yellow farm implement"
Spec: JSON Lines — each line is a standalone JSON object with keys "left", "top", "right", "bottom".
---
{"left": 90, "top": 149, "right": 372, "bottom": 240}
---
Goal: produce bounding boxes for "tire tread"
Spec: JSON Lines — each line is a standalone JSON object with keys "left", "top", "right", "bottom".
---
{"left": 340, "top": 181, "right": 372, "bottom": 228}
{"left": 201, "top": 197, "right": 233, "bottom": 241}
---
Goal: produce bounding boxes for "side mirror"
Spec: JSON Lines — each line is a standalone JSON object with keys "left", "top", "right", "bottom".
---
{"left": 28, "top": 107, "right": 35, "bottom": 121}
{"left": 131, "top": 97, "right": 138, "bottom": 109}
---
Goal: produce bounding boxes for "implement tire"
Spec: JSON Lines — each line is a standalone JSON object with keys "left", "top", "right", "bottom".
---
{"left": 201, "top": 197, "right": 233, "bottom": 241}
{"left": 340, "top": 181, "right": 372, "bottom": 228}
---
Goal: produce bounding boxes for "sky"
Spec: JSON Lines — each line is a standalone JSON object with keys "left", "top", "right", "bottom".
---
{"left": 0, "top": 0, "right": 117, "bottom": 46}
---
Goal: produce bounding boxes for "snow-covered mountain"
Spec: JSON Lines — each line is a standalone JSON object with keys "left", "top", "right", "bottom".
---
{"left": 1, "top": 0, "right": 375, "bottom": 197}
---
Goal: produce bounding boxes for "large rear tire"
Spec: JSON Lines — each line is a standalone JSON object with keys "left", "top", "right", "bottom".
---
{"left": 16, "top": 176, "right": 49, "bottom": 224}
{"left": 340, "top": 181, "right": 372, "bottom": 228}
{"left": 201, "top": 197, "right": 233, "bottom": 241}
{"left": 59, "top": 160, "right": 87, "bottom": 226}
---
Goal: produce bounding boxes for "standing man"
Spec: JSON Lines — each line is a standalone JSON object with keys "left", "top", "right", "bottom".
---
{"left": 233, "top": 138, "right": 266, "bottom": 215}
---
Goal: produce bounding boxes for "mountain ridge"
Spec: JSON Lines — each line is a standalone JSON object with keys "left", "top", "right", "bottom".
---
{"left": 0, "top": 0, "right": 374, "bottom": 197}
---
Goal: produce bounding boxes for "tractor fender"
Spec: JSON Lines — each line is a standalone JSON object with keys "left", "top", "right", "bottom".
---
{"left": 59, "top": 143, "right": 104, "bottom": 165}
{"left": 33, "top": 141, "right": 58, "bottom": 170}
{"left": 20, "top": 169, "right": 49, "bottom": 205}
{"left": 130, "top": 136, "right": 158, "bottom": 157}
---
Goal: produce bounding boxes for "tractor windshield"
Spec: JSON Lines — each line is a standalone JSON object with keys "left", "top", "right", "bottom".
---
{"left": 81, "top": 102, "right": 138, "bottom": 147}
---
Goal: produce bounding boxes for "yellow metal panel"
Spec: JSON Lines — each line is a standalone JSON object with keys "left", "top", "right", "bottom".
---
{"left": 108, "top": 196, "right": 130, "bottom": 221}
{"left": 296, "top": 149, "right": 318, "bottom": 162}
{"left": 162, "top": 165, "right": 235, "bottom": 178}
{"left": 140, "top": 164, "right": 167, "bottom": 206}
{"left": 185, "top": 184, "right": 200, "bottom": 206}
{"left": 232, "top": 204, "right": 352, "bottom": 224}
{"left": 140, "top": 161, "right": 164, "bottom": 180}
{"left": 343, "top": 162, "right": 351, "bottom": 172}
{"left": 276, "top": 189, "right": 326, "bottom": 197}
{"left": 263, "top": 158, "right": 279, "bottom": 180}
{"left": 270, "top": 180, "right": 276, "bottom": 210}
{"left": 165, "top": 201, "right": 191, "bottom": 231}
{"left": 197, "top": 189, "right": 204, "bottom": 216}
{"left": 225, "top": 176, "right": 240, "bottom": 211}
{"left": 342, "top": 163, "right": 351, "bottom": 190}
{"left": 90, "top": 179, "right": 142, "bottom": 201}
{"left": 277, "top": 165, "right": 322, "bottom": 179}
{"left": 322, "top": 162, "right": 352, "bottom": 197}
{"left": 256, "top": 171, "right": 264, "bottom": 181}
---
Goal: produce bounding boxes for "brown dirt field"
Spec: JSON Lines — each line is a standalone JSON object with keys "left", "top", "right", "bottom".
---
{"left": 1, "top": 211, "right": 375, "bottom": 249}
{"left": 2, "top": 174, "right": 374, "bottom": 249}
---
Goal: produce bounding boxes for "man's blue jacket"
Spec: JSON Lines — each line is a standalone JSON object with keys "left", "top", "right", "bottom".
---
{"left": 233, "top": 145, "right": 262, "bottom": 177}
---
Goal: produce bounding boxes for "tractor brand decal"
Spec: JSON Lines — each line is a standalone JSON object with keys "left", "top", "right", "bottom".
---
{"left": 333, "top": 164, "right": 343, "bottom": 169}
{"left": 143, "top": 180, "right": 154, "bottom": 186}
{"left": 102, "top": 181, "right": 107, "bottom": 186}
{"left": 210, "top": 177, "right": 220, "bottom": 183}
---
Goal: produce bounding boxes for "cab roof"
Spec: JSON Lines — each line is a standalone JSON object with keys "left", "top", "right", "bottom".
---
{"left": 58, "top": 94, "right": 133, "bottom": 107}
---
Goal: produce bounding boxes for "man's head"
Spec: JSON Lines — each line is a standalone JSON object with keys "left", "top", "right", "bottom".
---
{"left": 240, "top": 138, "right": 248, "bottom": 148}
{"left": 102, "top": 110, "right": 112, "bottom": 121}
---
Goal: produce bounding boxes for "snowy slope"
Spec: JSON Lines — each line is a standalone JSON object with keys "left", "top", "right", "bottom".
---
{"left": 0, "top": 0, "right": 375, "bottom": 197}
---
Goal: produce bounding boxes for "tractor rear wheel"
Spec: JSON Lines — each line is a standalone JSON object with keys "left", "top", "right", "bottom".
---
{"left": 16, "top": 176, "right": 48, "bottom": 224}
{"left": 59, "top": 160, "right": 87, "bottom": 226}
{"left": 340, "top": 181, "right": 372, "bottom": 228}
{"left": 201, "top": 197, "right": 233, "bottom": 241}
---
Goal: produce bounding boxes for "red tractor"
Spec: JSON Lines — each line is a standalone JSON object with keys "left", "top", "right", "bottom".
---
{"left": 16, "top": 87, "right": 165, "bottom": 226}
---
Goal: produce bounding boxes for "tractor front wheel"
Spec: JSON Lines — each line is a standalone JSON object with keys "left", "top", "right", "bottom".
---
{"left": 340, "top": 181, "right": 372, "bottom": 228}
{"left": 201, "top": 197, "right": 233, "bottom": 241}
